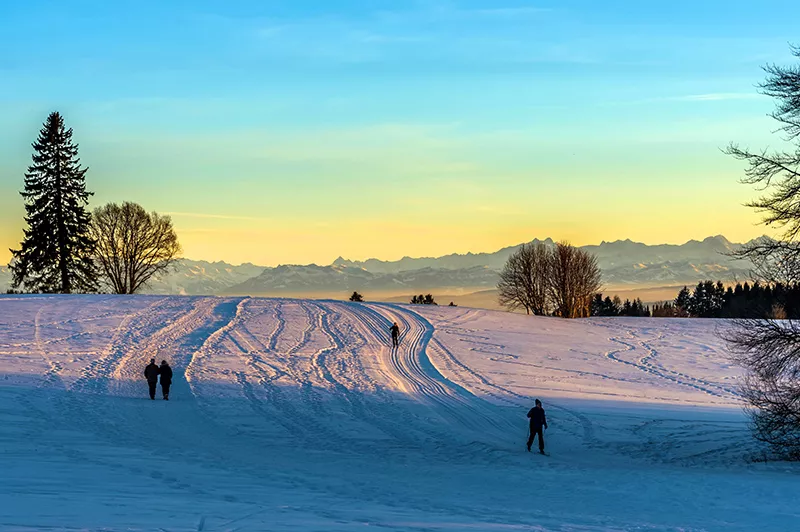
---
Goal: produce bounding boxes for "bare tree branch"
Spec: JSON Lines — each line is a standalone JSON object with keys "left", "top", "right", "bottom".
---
{"left": 497, "top": 242, "right": 550, "bottom": 315}
{"left": 90, "top": 202, "right": 181, "bottom": 294}
{"left": 498, "top": 241, "right": 601, "bottom": 318}
{"left": 548, "top": 242, "right": 602, "bottom": 318}
{"left": 726, "top": 44, "right": 800, "bottom": 459}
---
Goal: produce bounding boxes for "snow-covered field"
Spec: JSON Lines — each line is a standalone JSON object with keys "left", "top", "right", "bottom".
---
{"left": 0, "top": 295, "right": 797, "bottom": 531}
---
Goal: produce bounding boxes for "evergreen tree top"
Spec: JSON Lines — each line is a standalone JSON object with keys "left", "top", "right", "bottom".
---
{"left": 10, "top": 111, "right": 97, "bottom": 293}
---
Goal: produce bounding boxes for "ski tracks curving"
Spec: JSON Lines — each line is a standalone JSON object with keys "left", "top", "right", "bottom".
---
{"left": 597, "top": 322, "right": 740, "bottom": 400}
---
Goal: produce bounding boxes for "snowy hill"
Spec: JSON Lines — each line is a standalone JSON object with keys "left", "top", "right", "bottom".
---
{"left": 1, "top": 295, "right": 796, "bottom": 530}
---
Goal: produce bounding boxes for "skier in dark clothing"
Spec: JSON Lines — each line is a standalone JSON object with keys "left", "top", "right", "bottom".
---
{"left": 390, "top": 322, "right": 400, "bottom": 347}
{"left": 144, "top": 358, "right": 160, "bottom": 400}
{"left": 526, "top": 399, "right": 548, "bottom": 454}
{"left": 159, "top": 360, "right": 173, "bottom": 401}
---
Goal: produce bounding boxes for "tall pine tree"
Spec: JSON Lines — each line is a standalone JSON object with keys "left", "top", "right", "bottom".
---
{"left": 10, "top": 112, "right": 97, "bottom": 293}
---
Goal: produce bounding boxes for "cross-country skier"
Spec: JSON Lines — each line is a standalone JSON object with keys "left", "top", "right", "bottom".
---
{"left": 390, "top": 322, "right": 400, "bottom": 347}
{"left": 144, "top": 358, "right": 160, "bottom": 400}
{"left": 526, "top": 399, "right": 548, "bottom": 454}
{"left": 159, "top": 360, "right": 173, "bottom": 401}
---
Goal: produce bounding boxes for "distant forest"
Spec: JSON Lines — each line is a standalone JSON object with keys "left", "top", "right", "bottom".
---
{"left": 592, "top": 280, "right": 799, "bottom": 319}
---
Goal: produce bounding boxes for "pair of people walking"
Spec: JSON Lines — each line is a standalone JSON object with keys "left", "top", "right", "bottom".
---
{"left": 144, "top": 359, "right": 173, "bottom": 401}
{"left": 526, "top": 399, "right": 548, "bottom": 454}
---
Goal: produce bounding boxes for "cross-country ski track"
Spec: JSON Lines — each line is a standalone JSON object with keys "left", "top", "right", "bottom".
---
{"left": 0, "top": 295, "right": 798, "bottom": 531}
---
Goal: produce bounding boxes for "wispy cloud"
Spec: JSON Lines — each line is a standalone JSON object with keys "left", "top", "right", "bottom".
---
{"left": 670, "top": 93, "right": 763, "bottom": 102}
{"left": 461, "top": 7, "right": 554, "bottom": 17}
{"left": 595, "top": 92, "right": 764, "bottom": 109}
{"left": 376, "top": 4, "right": 554, "bottom": 23}
{"left": 165, "top": 212, "right": 273, "bottom": 222}
{"left": 203, "top": 3, "right": 566, "bottom": 67}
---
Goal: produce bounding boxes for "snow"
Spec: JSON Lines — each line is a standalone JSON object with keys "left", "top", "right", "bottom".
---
{"left": 0, "top": 295, "right": 797, "bottom": 531}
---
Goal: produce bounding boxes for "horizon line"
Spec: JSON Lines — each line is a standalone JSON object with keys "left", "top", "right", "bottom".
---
{"left": 158, "top": 233, "right": 768, "bottom": 269}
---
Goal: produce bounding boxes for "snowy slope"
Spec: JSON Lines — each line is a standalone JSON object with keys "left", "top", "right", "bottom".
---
{"left": 0, "top": 295, "right": 797, "bottom": 531}
{"left": 0, "top": 265, "right": 10, "bottom": 292}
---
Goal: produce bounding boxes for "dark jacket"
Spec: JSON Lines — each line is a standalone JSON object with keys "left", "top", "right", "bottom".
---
{"left": 144, "top": 363, "right": 160, "bottom": 383}
{"left": 159, "top": 364, "right": 173, "bottom": 386}
{"left": 527, "top": 406, "right": 547, "bottom": 429}
{"left": 390, "top": 324, "right": 400, "bottom": 338}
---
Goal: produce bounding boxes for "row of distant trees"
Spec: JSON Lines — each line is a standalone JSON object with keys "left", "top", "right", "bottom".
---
{"left": 590, "top": 295, "right": 651, "bottom": 317}
{"left": 653, "top": 281, "right": 799, "bottom": 319}
{"left": 410, "top": 294, "right": 437, "bottom": 305}
{"left": 8, "top": 112, "right": 180, "bottom": 294}
{"left": 350, "top": 291, "right": 455, "bottom": 306}
{"left": 589, "top": 280, "right": 800, "bottom": 320}
{"left": 588, "top": 280, "right": 800, "bottom": 320}
{"left": 497, "top": 241, "right": 602, "bottom": 318}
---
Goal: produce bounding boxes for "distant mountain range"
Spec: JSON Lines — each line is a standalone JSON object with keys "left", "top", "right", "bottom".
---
{"left": 226, "top": 235, "right": 755, "bottom": 296}
{"left": 223, "top": 264, "right": 498, "bottom": 296}
{"left": 333, "top": 235, "right": 750, "bottom": 277}
{"left": 138, "top": 260, "right": 265, "bottom": 295}
{"left": 0, "top": 260, "right": 263, "bottom": 296}
{"left": 587, "top": 235, "right": 753, "bottom": 285}
{"left": 1, "top": 236, "right": 759, "bottom": 297}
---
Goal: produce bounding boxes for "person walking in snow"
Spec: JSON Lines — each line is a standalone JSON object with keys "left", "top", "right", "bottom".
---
{"left": 159, "top": 360, "right": 173, "bottom": 401}
{"left": 526, "top": 399, "right": 548, "bottom": 454}
{"left": 390, "top": 322, "right": 400, "bottom": 348}
{"left": 144, "top": 358, "right": 160, "bottom": 400}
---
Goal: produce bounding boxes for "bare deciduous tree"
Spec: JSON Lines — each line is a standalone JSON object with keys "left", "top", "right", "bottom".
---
{"left": 498, "top": 241, "right": 600, "bottom": 318}
{"left": 724, "top": 45, "right": 800, "bottom": 459}
{"left": 727, "top": 319, "right": 800, "bottom": 459}
{"left": 548, "top": 241, "right": 602, "bottom": 318}
{"left": 90, "top": 202, "right": 181, "bottom": 294}
{"left": 497, "top": 242, "right": 550, "bottom": 315}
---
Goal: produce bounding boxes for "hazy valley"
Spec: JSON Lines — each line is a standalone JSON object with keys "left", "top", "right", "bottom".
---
{"left": 3, "top": 236, "right": 752, "bottom": 306}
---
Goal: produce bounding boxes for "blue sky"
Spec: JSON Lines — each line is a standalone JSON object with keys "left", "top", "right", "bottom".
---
{"left": 1, "top": 1, "right": 798, "bottom": 265}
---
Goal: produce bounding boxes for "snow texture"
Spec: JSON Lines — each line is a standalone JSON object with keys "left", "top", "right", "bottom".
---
{"left": 0, "top": 295, "right": 797, "bottom": 531}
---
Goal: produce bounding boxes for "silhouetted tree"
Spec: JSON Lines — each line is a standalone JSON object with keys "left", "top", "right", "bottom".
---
{"left": 410, "top": 294, "right": 437, "bottom": 305}
{"left": 90, "top": 202, "right": 181, "bottom": 294}
{"left": 10, "top": 112, "right": 97, "bottom": 293}
{"left": 652, "top": 301, "right": 678, "bottom": 317}
{"left": 497, "top": 242, "right": 550, "bottom": 315}
{"left": 590, "top": 294, "right": 625, "bottom": 317}
{"left": 549, "top": 242, "right": 602, "bottom": 318}
{"left": 499, "top": 241, "right": 601, "bottom": 318}
{"left": 664, "top": 281, "right": 800, "bottom": 319}
{"left": 689, "top": 280, "right": 722, "bottom": 318}
{"left": 674, "top": 286, "right": 692, "bottom": 317}
{"left": 725, "top": 45, "right": 800, "bottom": 459}
{"left": 590, "top": 294, "right": 604, "bottom": 316}
{"left": 349, "top": 291, "right": 364, "bottom": 302}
